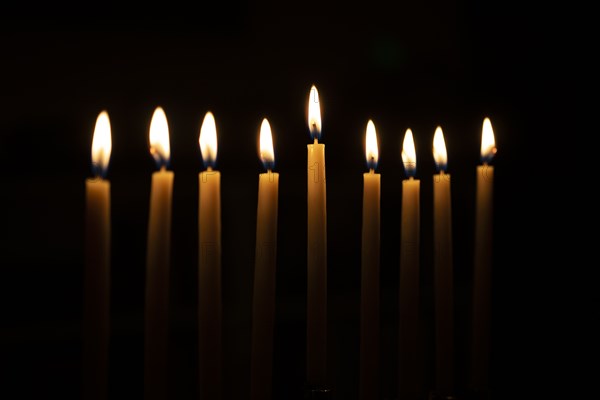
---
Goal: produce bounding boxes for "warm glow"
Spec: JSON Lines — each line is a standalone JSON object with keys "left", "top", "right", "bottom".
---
{"left": 199, "top": 112, "right": 218, "bottom": 168}
{"left": 308, "top": 85, "right": 322, "bottom": 139}
{"left": 149, "top": 107, "right": 171, "bottom": 168}
{"left": 91, "top": 111, "right": 112, "bottom": 177}
{"left": 402, "top": 128, "right": 416, "bottom": 177}
{"left": 259, "top": 118, "right": 275, "bottom": 169}
{"left": 433, "top": 126, "right": 448, "bottom": 172}
{"left": 365, "top": 120, "right": 378, "bottom": 169}
{"left": 481, "top": 117, "right": 497, "bottom": 164}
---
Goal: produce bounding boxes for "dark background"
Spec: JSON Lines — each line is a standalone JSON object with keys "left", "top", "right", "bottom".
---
{"left": 0, "top": 1, "right": 578, "bottom": 399}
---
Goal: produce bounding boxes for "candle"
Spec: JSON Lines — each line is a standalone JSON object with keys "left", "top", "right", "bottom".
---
{"left": 306, "top": 85, "right": 327, "bottom": 387}
{"left": 250, "top": 118, "right": 279, "bottom": 400}
{"left": 471, "top": 118, "right": 496, "bottom": 392}
{"left": 198, "top": 111, "right": 222, "bottom": 400}
{"left": 144, "top": 107, "right": 174, "bottom": 400}
{"left": 359, "top": 120, "right": 380, "bottom": 400}
{"left": 432, "top": 126, "right": 454, "bottom": 395}
{"left": 83, "top": 111, "right": 112, "bottom": 400}
{"left": 398, "top": 129, "right": 421, "bottom": 399}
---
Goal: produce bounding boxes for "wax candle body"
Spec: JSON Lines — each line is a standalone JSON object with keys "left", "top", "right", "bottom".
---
{"left": 359, "top": 171, "right": 380, "bottom": 400}
{"left": 471, "top": 165, "right": 493, "bottom": 390}
{"left": 433, "top": 171, "right": 453, "bottom": 394}
{"left": 144, "top": 169, "right": 173, "bottom": 400}
{"left": 84, "top": 178, "right": 110, "bottom": 400}
{"left": 250, "top": 171, "right": 279, "bottom": 400}
{"left": 307, "top": 140, "right": 327, "bottom": 386}
{"left": 198, "top": 169, "right": 222, "bottom": 400}
{"left": 398, "top": 177, "right": 420, "bottom": 398}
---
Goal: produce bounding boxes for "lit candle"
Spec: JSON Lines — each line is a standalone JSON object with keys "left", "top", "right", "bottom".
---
{"left": 432, "top": 126, "right": 454, "bottom": 395}
{"left": 471, "top": 118, "right": 496, "bottom": 392}
{"left": 398, "top": 128, "right": 421, "bottom": 399}
{"left": 306, "top": 85, "right": 327, "bottom": 387}
{"left": 144, "top": 107, "right": 174, "bottom": 400}
{"left": 359, "top": 120, "right": 380, "bottom": 400}
{"left": 83, "top": 111, "right": 112, "bottom": 400}
{"left": 250, "top": 118, "right": 279, "bottom": 400}
{"left": 198, "top": 111, "right": 222, "bottom": 400}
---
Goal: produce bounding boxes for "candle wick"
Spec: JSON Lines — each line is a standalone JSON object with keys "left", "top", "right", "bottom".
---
{"left": 207, "top": 166, "right": 213, "bottom": 172}
{"left": 160, "top": 165, "right": 166, "bottom": 172}
{"left": 409, "top": 176, "right": 414, "bottom": 181}
{"left": 267, "top": 168, "right": 272, "bottom": 174}
{"left": 369, "top": 168, "right": 374, "bottom": 174}
{"left": 314, "top": 138, "right": 318, "bottom": 145}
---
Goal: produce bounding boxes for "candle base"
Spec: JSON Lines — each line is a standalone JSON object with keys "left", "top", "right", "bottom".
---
{"left": 304, "top": 384, "right": 332, "bottom": 399}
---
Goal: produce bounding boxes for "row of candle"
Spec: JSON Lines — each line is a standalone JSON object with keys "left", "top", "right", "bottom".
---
{"left": 84, "top": 86, "right": 496, "bottom": 399}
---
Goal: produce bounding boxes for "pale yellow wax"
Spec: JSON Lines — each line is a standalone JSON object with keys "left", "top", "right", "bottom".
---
{"left": 198, "top": 168, "right": 222, "bottom": 400}
{"left": 144, "top": 168, "right": 173, "bottom": 400}
{"left": 250, "top": 170, "right": 279, "bottom": 400}
{"left": 471, "top": 164, "right": 493, "bottom": 390}
{"left": 359, "top": 169, "right": 380, "bottom": 400}
{"left": 398, "top": 176, "right": 421, "bottom": 398}
{"left": 307, "top": 138, "right": 327, "bottom": 386}
{"left": 84, "top": 178, "right": 110, "bottom": 400}
{"left": 433, "top": 171, "right": 454, "bottom": 395}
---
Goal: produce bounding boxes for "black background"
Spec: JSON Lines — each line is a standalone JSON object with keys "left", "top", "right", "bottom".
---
{"left": 0, "top": 1, "right": 578, "bottom": 399}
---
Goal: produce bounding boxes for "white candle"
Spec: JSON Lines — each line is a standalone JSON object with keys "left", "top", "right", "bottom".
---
{"left": 471, "top": 118, "right": 496, "bottom": 392}
{"left": 198, "top": 112, "right": 222, "bottom": 400}
{"left": 432, "top": 126, "right": 453, "bottom": 395}
{"left": 398, "top": 128, "right": 421, "bottom": 398}
{"left": 306, "top": 85, "right": 327, "bottom": 387}
{"left": 84, "top": 111, "right": 112, "bottom": 400}
{"left": 251, "top": 119, "right": 279, "bottom": 400}
{"left": 359, "top": 120, "right": 380, "bottom": 400}
{"left": 144, "top": 107, "right": 174, "bottom": 400}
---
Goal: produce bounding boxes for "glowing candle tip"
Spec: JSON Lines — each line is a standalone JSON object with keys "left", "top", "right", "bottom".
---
{"left": 91, "top": 110, "right": 112, "bottom": 178}
{"left": 402, "top": 128, "right": 417, "bottom": 177}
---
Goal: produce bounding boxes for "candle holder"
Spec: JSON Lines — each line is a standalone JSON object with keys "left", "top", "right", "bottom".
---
{"left": 464, "top": 388, "right": 490, "bottom": 400}
{"left": 428, "top": 390, "right": 458, "bottom": 400}
{"left": 304, "top": 384, "right": 332, "bottom": 399}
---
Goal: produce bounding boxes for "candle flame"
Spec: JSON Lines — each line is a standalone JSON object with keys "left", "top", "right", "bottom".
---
{"left": 199, "top": 111, "right": 218, "bottom": 168}
{"left": 91, "top": 111, "right": 112, "bottom": 178}
{"left": 365, "top": 119, "right": 378, "bottom": 170}
{"left": 402, "top": 128, "right": 417, "bottom": 177}
{"left": 149, "top": 107, "right": 171, "bottom": 168}
{"left": 308, "top": 85, "right": 322, "bottom": 140}
{"left": 259, "top": 118, "right": 275, "bottom": 170}
{"left": 481, "top": 117, "right": 497, "bottom": 164}
{"left": 433, "top": 126, "right": 447, "bottom": 172}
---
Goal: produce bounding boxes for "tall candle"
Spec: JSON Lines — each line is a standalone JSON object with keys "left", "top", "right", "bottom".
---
{"left": 83, "top": 111, "right": 112, "bottom": 400}
{"left": 251, "top": 119, "right": 279, "bottom": 400}
{"left": 359, "top": 120, "right": 380, "bottom": 400}
{"left": 306, "top": 85, "right": 327, "bottom": 386}
{"left": 198, "top": 112, "right": 222, "bottom": 400}
{"left": 144, "top": 107, "right": 174, "bottom": 400}
{"left": 432, "top": 126, "right": 454, "bottom": 395}
{"left": 471, "top": 118, "right": 496, "bottom": 392}
{"left": 398, "top": 129, "right": 421, "bottom": 399}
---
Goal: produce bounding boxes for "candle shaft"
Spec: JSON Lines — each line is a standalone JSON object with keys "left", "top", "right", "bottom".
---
{"left": 198, "top": 170, "right": 222, "bottom": 400}
{"left": 359, "top": 171, "right": 380, "bottom": 400}
{"left": 433, "top": 172, "right": 453, "bottom": 394}
{"left": 144, "top": 170, "right": 173, "bottom": 400}
{"left": 84, "top": 178, "right": 110, "bottom": 400}
{"left": 307, "top": 141, "right": 327, "bottom": 386}
{"left": 398, "top": 177, "right": 421, "bottom": 398}
{"left": 471, "top": 165, "right": 493, "bottom": 390}
{"left": 251, "top": 171, "right": 279, "bottom": 400}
